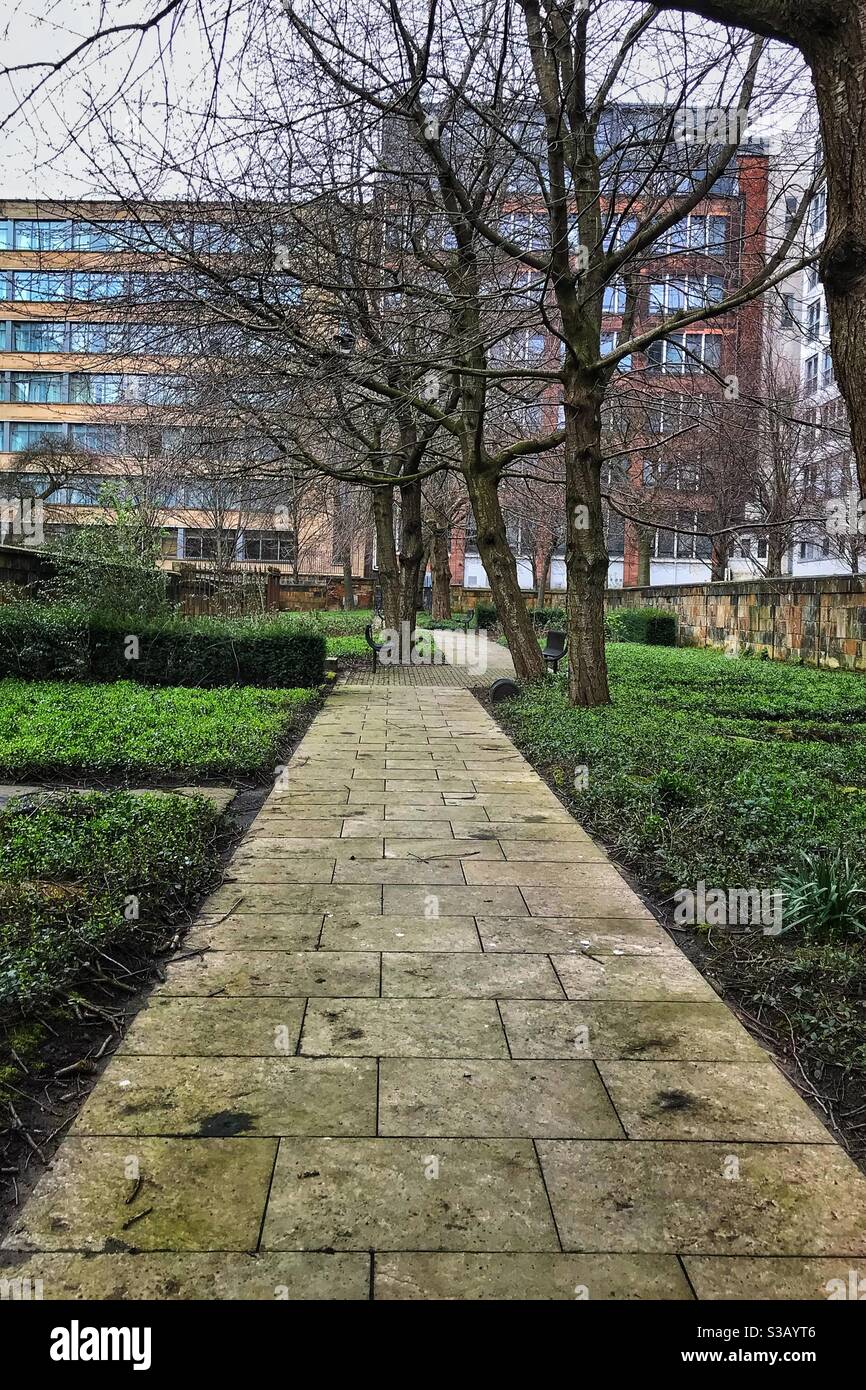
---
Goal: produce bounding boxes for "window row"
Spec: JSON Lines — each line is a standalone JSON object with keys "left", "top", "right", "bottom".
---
{"left": 0, "top": 371, "right": 195, "bottom": 405}
{"left": 3, "top": 421, "right": 279, "bottom": 460}
{"left": 15, "top": 471, "right": 289, "bottom": 515}
{"left": 0, "top": 218, "right": 246, "bottom": 253}
{"left": 646, "top": 332, "right": 722, "bottom": 372}
{"left": 6, "top": 320, "right": 225, "bottom": 354}
{"left": 1, "top": 270, "right": 299, "bottom": 304}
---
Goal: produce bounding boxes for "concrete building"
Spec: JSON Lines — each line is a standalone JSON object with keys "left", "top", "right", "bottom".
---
{"left": 0, "top": 200, "right": 369, "bottom": 584}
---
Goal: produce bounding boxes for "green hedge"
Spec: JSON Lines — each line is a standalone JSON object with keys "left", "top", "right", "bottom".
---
{"left": 0, "top": 606, "right": 325, "bottom": 688}
{"left": 605, "top": 605, "right": 677, "bottom": 646}
{"left": 531, "top": 606, "right": 566, "bottom": 630}
{"left": 474, "top": 602, "right": 497, "bottom": 629}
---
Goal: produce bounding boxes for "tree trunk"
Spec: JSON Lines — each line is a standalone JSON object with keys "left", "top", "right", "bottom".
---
{"left": 341, "top": 552, "right": 355, "bottom": 610}
{"left": 465, "top": 466, "right": 546, "bottom": 681}
{"left": 766, "top": 533, "right": 785, "bottom": 577}
{"left": 430, "top": 526, "right": 452, "bottom": 619}
{"left": 398, "top": 476, "right": 424, "bottom": 631}
{"left": 372, "top": 486, "right": 400, "bottom": 629}
{"left": 809, "top": 12, "right": 866, "bottom": 501}
{"left": 536, "top": 548, "right": 553, "bottom": 609}
{"left": 711, "top": 535, "right": 729, "bottom": 582}
{"left": 564, "top": 388, "right": 611, "bottom": 706}
{"left": 636, "top": 532, "right": 652, "bottom": 587}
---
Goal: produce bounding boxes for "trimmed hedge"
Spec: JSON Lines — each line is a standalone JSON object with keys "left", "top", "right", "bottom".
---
{"left": 0, "top": 606, "right": 325, "bottom": 688}
{"left": 605, "top": 605, "right": 677, "bottom": 646}
{"left": 474, "top": 602, "right": 497, "bottom": 629}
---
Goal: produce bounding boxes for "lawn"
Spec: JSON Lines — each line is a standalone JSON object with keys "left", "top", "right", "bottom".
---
{"left": 0, "top": 679, "right": 317, "bottom": 781}
{"left": 500, "top": 644, "right": 866, "bottom": 1091}
{"left": 0, "top": 789, "right": 225, "bottom": 1024}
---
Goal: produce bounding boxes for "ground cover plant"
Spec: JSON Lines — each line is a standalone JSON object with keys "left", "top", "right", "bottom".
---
{"left": 0, "top": 680, "right": 317, "bottom": 782}
{"left": 499, "top": 644, "right": 866, "bottom": 1145}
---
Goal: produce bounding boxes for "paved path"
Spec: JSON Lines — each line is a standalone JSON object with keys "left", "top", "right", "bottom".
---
{"left": 339, "top": 630, "right": 516, "bottom": 687}
{"left": 4, "top": 684, "right": 866, "bottom": 1300}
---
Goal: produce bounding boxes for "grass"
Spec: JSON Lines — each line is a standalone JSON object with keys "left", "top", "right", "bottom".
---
{"left": 0, "top": 789, "right": 225, "bottom": 1018}
{"left": 0, "top": 679, "right": 317, "bottom": 781}
{"left": 500, "top": 644, "right": 866, "bottom": 1087}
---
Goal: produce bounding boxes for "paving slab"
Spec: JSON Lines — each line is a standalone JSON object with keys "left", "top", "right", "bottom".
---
{"left": 2, "top": 1138, "right": 277, "bottom": 1253}
{"left": 378, "top": 1059, "right": 624, "bottom": 1138}
{"left": 373, "top": 1252, "right": 693, "bottom": 1300}
{"left": 500, "top": 1000, "right": 765, "bottom": 1060}
{"left": 477, "top": 916, "right": 677, "bottom": 954}
{"left": 186, "top": 914, "right": 324, "bottom": 951}
{"left": 300, "top": 998, "right": 508, "bottom": 1058}
{"left": 551, "top": 950, "right": 718, "bottom": 1000}
{"left": 261, "top": 1138, "right": 559, "bottom": 1252}
{"left": 73, "top": 1056, "right": 377, "bottom": 1137}
{"left": 158, "top": 950, "right": 380, "bottom": 997}
{"left": 683, "top": 1256, "right": 866, "bottom": 1301}
{"left": 381, "top": 951, "right": 565, "bottom": 998}
{"left": 319, "top": 914, "right": 481, "bottom": 952}
{"left": 536, "top": 1140, "right": 866, "bottom": 1255}
{"left": 598, "top": 1061, "right": 834, "bottom": 1142}
{"left": 118, "top": 997, "right": 307, "bottom": 1057}
{"left": 0, "top": 1250, "right": 370, "bottom": 1300}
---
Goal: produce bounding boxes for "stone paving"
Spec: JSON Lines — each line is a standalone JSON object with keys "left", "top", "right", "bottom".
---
{"left": 4, "top": 684, "right": 866, "bottom": 1301}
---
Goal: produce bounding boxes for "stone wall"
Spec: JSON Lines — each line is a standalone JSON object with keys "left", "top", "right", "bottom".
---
{"left": 606, "top": 576, "right": 866, "bottom": 671}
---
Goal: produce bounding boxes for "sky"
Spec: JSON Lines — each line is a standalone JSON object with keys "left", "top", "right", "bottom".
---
{"left": 0, "top": 0, "right": 814, "bottom": 201}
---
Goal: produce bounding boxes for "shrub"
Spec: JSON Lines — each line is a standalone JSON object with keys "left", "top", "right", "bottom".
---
{"left": 0, "top": 606, "right": 326, "bottom": 688}
{"left": 781, "top": 850, "right": 866, "bottom": 943}
{"left": 474, "top": 602, "right": 497, "bottom": 629}
{"left": 531, "top": 606, "right": 566, "bottom": 630}
{"left": 605, "top": 605, "right": 677, "bottom": 646}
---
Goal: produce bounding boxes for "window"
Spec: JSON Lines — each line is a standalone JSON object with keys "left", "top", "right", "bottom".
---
{"left": 810, "top": 186, "right": 827, "bottom": 237}
{"left": 13, "top": 220, "right": 70, "bottom": 250}
{"left": 10, "top": 372, "right": 63, "bottom": 403}
{"left": 526, "top": 331, "right": 546, "bottom": 360}
{"left": 662, "top": 215, "right": 728, "bottom": 256}
{"left": 243, "top": 530, "right": 295, "bottom": 562}
{"left": 600, "top": 330, "right": 631, "bottom": 370}
{"left": 12, "top": 321, "right": 67, "bottom": 351}
{"left": 821, "top": 350, "right": 834, "bottom": 388}
{"left": 503, "top": 211, "right": 547, "bottom": 249}
{"left": 603, "top": 281, "right": 626, "bottom": 314}
{"left": 72, "top": 221, "right": 129, "bottom": 251}
{"left": 10, "top": 272, "right": 68, "bottom": 301}
{"left": 780, "top": 293, "right": 796, "bottom": 330}
{"left": 805, "top": 355, "right": 819, "bottom": 393}
{"left": 69, "top": 374, "right": 124, "bottom": 404}
{"left": 806, "top": 300, "right": 822, "bottom": 341}
{"left": 647, "top": 332, "right": 721, "bottom": 373}
{"left": 69, "top": 322, "right": 128, "bottom": 353}
{"left": 9, "top": 422, "right": 66, "bottom": 451}
{"left": 649, "top": 274, "right": 723, "bottom": 313}
{"left": 70, "top": 272, "right": 126, "bottom": 300}
{"left": 50, "top": 475, "right": 104, "bottom": 505}
{"left": 70, "top": 424, "right": 121, "bottom": 453}
{"left": 184, "top": 529, "right": 220, "bottom": 559}
{"left": 806, "top": 264, "right": 820, "bottom": 291}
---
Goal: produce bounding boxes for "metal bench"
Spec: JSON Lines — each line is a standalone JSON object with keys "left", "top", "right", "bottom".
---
{"left": 542, "top": 629, "right": 568, "bottom": 673}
